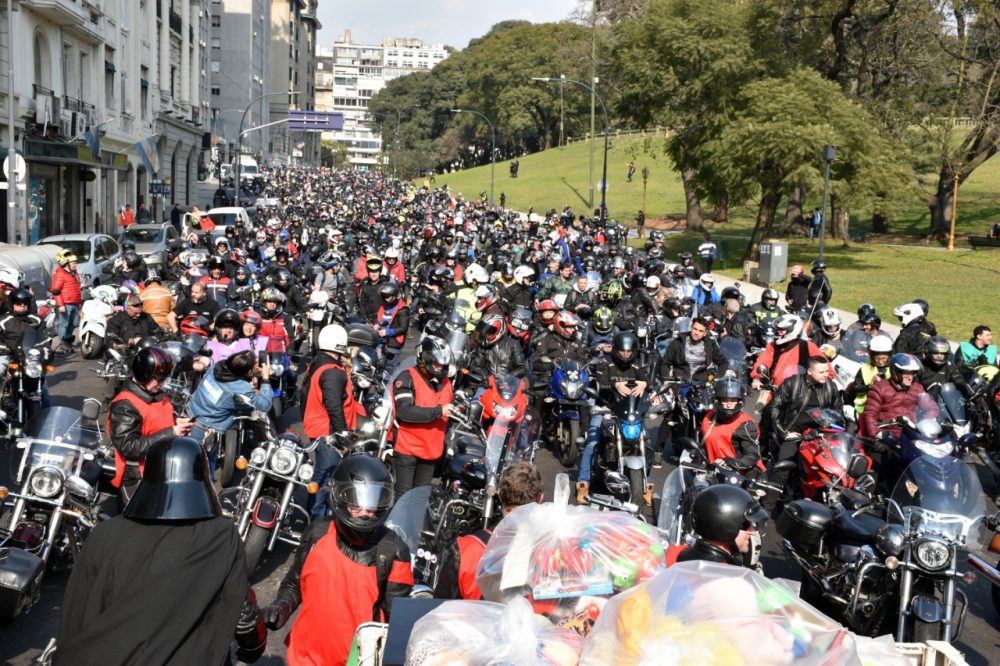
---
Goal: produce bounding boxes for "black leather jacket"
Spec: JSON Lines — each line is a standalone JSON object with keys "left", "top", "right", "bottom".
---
{"left": 676, "top": 538, "right": 743, "bottom": 566}
{"left": 107, "top": 311, "right": 161, "bottom": 344}
{"left": 108, "top": 381, "right": 175, "bottom": 462}
{"left": 469, "top": 337, "right": 527, "bottom": 380}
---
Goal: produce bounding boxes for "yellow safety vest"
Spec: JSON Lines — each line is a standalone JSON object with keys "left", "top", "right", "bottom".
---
{"left": 854, "top": 363, "right": 890, "bottom": 414}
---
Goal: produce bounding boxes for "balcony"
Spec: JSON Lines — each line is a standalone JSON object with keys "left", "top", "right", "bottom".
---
{"left": 20, "top": 0, "right": 88, "bottom": 26}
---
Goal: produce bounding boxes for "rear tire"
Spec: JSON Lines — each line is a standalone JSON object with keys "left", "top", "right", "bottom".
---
{"left": 80, "top": 332, "right": 103, "bottom": 360}
{"left": 244, "top": 524, "right": 271, "bottom": 576}
{"left": 217, "top": 430, "right": 238, "bottom": 487}
{"left": 557, "top": 419, "right": 580, "bottom": 468}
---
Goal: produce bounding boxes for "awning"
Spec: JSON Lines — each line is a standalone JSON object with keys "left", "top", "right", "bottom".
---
{"left": 24, "top": 139, "right": 128, "bottom": 171}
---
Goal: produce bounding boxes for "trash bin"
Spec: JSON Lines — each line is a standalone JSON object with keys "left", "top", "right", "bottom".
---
{"left": 758, "top": 241, "right": 788, "bottom": 284}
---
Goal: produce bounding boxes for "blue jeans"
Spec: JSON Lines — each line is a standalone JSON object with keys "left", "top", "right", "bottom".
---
{"left": 59, "top": 304, "right": 80, "bottom": 345}
{"left": 190, "top": 425, "right": 218, "bottom": 477}
{"left": 309, "top": 442, "right": 342, "bottom": 518}
{"left": 578, "top": 402, "right": 604, "bottom": 484}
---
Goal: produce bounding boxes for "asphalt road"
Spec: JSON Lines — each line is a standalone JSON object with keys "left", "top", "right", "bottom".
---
{"left": 1, "top": 350, "right": 998, "bottom": 665}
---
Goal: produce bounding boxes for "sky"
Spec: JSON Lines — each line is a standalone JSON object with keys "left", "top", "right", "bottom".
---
{"left": 316, "top": 0, "right": 580, "bottom": 50}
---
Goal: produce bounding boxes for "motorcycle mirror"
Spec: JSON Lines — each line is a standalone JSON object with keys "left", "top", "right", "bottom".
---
{"left": 756, "top": 365, "right": 769, "bottom": 379}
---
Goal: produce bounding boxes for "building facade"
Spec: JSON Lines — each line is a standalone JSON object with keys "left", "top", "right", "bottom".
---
{"left": 316, "top": 31, "right": 448, "bottom": 170}
{"left": 267, "top": 0, "right": 320, "bottom": 166}
{"left": 0, "top": 0, "right": 208, "bottom": 243}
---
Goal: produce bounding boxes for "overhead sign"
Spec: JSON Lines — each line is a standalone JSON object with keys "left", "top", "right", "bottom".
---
{"left": 288, "top": 110, "right": 344, "bottom": 132}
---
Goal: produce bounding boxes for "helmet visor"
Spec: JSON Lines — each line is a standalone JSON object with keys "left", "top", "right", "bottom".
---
{"left": 333, "top": 479, "right": 393, "bottom": 513}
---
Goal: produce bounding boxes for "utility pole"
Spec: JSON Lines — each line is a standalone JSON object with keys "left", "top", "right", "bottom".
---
{"left": 818, "top": 144, "right": 836, "bottom": 262}
{"left": 559, "top": 74, "right": 564, "bottom": 149}
{"left": 948, "top": 166, "right": 960, "bottom": 251}
{"left": 588, "top": 0, "right": 597, "bottom": 212}
{"left": 642, "top": 166, "right": 649, "bottom": 219}
{"left": 7, "top": 0, "right": 19, "bottom": 244}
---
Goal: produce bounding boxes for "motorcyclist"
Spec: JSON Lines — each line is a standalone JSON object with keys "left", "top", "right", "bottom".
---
{"left": 265, "top": 454, "right": 412, "bottom": 666}
{"left": 892, "top": 302, "right": 936, "bottom": 354}
{"left": 701, "top": 377, "right": 764, "bottom": 473}
{"left": 108, "top": 347, "right": 193, "bottom": 501}
{"left": 807, "top": 260, "right": 832, "bottom": 306}
{"left": 357, "top": 255, "right": 389, "bottom": 323}
{"left": 534, "top": 310, "right": 588, "bottom": 382}
{"left": 673, "top": 485, "right": 767, "bottom": 566}
{"left": 0, "top": 288, "right": 43, "bottom": 350}
{"left": 302, "top": 324, "right": 359, "bottom": 518}
{"left": 383, "top": 246, "right": 406, "bottom": 283}
{"left": 56, "top": 437, "right": 266, "bottom": 666}
{"left": 374, "top": 282, "right": 410, "bottom": 360}
{"left": 391, "top": 337, "right": 455, "bottom": 496}
{"left": 503, "top": 265, "right": 535, "bottom": 311}
{"left": 660, "top": 316, "right": 728, "bottom": 382}
{"left": 169, "top": 282, "right": 221, "bottom": 333}
{"left": 257, "top": 287, "right": 293, "bottom": 349}
{"left": 784, "top": 265, "right": 810, "bottom": 312}
{"left": 846, "top": 303, "right": 877, "bottom": 334}
{"left": 750, "top": 314, "right": 831, "bottom": 390}
{"left": 564, "top": 273, "right": 597, "bottom": 314}
{"left": 716, "top": 286, "right": 753, "bottom": 344}
{"left": 918, "top": 336, "right": 972, "bottom": 398}
{"left": 954, "top": 325, "right": 997, "bottom": 368}
{"left": 810, "top": 306, "right": 844, "bottom": 353}
{"left": 204, "top": 308, "right": 246, "bottom": 363}
{"left": 860, "top": 353, "right": 926, "bottom": 440}
{"left": 474, "top": 283, "right": 507, "bottom": 322}
{"left": 468, "top": 314, "right": 527, "bottom": 379}
{"left": 107, "top": 294, "right": 161, "bottom": 349}
{"left": 690, "top": 273, "right": 720, "bottom": 308}
{"left": 199, "top": 256, "right": 231, "bottom": 306}
{"left": 239, "top": 309, "right": 270, "bottom": 354}
{"left": 770, "top": 354, "right": 844, "bottom": 442}
{"left": 844, "top": 334, "right": 893, "bottom": 417}
{"left": 272, "top": 267, "right": 307, "bottom": 318}
{"left": 187, "top": 350, "right": 273, "bottom": 478}
{"left": 226, "top": 265, "right": 256, "bottom": 305}
{"left": 537, "top": 261, "right": 576, "bottom": 301}
{"left": 139, "top": 270, "right": 175, "bottom": 331}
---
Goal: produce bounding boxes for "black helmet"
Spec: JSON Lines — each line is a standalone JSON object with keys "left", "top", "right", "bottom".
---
{"left": 857, "top": 303, "right": 876, "bottom": 319}
{"left": 207, "top": 256, "right": 225, "bottom": 271}
{"left": 663, "top": 296, "right": 682, "bottom": 313}
{"left": 691, "top": 484, "right": 767, "bottom": 543}
{"left": 761, "top": 288, "right": 779, "bottom": 311}
{"left": 124, "top": 251, "right": 142, "bottom": 269}
{"left": 131, "top": 347, "right": 174, "bottom": 384}
{"left": 123, "top": 437, "right": 221, "bottom": 521}
{"left": 720, "top": 286, "right": 741, "bottom": 302}
{"left": 274, "top": 246, "right": 289, "bottom": 261}
{"left": 330, "top": 453, "right": 393, "bottom": 541}
{"left": 274, "top": 268, "right": 293, "bottom": 289}
{"left": 214, "top": 308, "right": 241, "bottom": 330}
{"left": 429, "top": 266, "right": 454, "bottom": 285}
{"left": 611, "top": 331, "right": 638, "bottom": 366}
{"left": 308, "top": 243, "right": 325, "bottom": 261}
{"left": 137, "top": 336, "right": 159, "bottom": 351}
{"left": 145, "top": 269, "right": 162, "bottom": 284}
{"left": 9, "top": 288, "right": 33, "bottom": 307}
{"left": 924, "top": 336, "right": 950, "bottom": 369}
{"left": 713, "top": 377, "right": 745, "bottom": 421}
{"left": 811, "top": 259, "right": 827, "bottom": 274}
{"left": 378, "top": 283, "right": 398, "bottom": 302}
{"left": 417, "top": 336, "right": 453, "bottom": 380}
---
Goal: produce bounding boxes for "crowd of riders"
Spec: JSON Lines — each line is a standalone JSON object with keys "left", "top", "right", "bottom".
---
{"left": 15, "top": 165, "right": 996, "bottom": 666}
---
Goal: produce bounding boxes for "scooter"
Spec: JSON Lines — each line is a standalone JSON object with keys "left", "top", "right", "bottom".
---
{"left": 79, "top": 285, "right": 120, "bottom": 360}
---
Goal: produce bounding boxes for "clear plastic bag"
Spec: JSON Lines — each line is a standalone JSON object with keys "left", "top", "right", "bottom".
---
{"left": 404, "top": 596, "right": 583, "bottom": 666}
{"left": 476, "top": 502, "right": 666, "bottom": 605}
{"left": 580, "top": 561, "right": 864, "bottom": 666}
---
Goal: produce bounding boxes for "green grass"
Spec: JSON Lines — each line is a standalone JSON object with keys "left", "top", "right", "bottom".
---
{"left": 428, "top": 137, "right": 1000, "bottom": 340}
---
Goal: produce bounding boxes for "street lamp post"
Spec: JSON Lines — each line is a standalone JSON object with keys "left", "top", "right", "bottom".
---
{"left": 533, "top": 76, "right": 610, "bottom": 221}
{"left": 235, "top": 91, "right": 299, "bottom": 206}
{"left": 450, "top": 109, "right": 495, "bottom": 204}
{"left": 818, "top": 144, "right": 836, "bottom": 262}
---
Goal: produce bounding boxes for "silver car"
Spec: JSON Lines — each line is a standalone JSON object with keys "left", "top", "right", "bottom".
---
{"left": 121, "top": 223, "right": 180, "bottom": 269}
{"left": 37, "top": 233, "right": 122, "bottom": 289}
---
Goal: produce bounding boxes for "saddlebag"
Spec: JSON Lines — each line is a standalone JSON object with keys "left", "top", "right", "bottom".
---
{"left": 0, "top": 546, "right": 44, "bottom": 620}
{"left": 776, "top": 499, "right": 833, "bottom": 548}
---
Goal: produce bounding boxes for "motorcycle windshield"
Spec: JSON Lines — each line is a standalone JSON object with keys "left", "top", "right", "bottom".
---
{"left": 719, "top": 337, "right": 747, "bottom": 376}
{"left": 484, "top": 427, "right": 506, "bottom": 477}
{"left": 889, "top": 456, "right": 986, "bottom": 548}
{"left": 938, "top": 383, "right": 967, "bottom": 426}
{"left": 840, "top": 329, "right": 871, "bottom": 364}
{"left": 182, "top": 333, "right": 208, "bottom": 355}
{"left": 656, "top": 467, "right": 686, "bottom": 538}
{"left": 912, "top": 391, "right": 948, "bottom": 442}
{"left": 384, "top": 485, "right": 432, "bottom": 555}
{"left": 821, "top": 432, "right": 865, "bottom": 480}
{"left": 20, "top": 407, "right": 100, "bottom": 478}
{"left": 20, "top": 328, "right": 46, "bottom": 357}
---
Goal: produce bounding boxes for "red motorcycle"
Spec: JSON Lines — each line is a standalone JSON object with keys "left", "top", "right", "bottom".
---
{"left": 796, "top": 408, "right": 875, "bottom": 503}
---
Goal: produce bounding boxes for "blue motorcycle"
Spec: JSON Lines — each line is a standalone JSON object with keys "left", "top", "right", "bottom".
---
{"left": 544, "top": 358, "right": 591, "bottom": 468}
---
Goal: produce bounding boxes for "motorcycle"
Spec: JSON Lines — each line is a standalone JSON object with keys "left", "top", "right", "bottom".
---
{"left": 0, "top": 402, "right": 105, "bottom": 620}
{"left": 79, "top": 285, "right": 120, "bottom": 360}
{"left": 265, "top": 336, "right": 297, "bottom": 420}
{"left": 0, "top": 329, "right": 55, "bottom": 438}
{"left": 542, "top": 358, "right": 591, "bottom": 468}
{"left": 795, "top": 408, "right": 875, "bottom": 503}
{"left": 219, "top": 405, "right": 318, "bottom": 574}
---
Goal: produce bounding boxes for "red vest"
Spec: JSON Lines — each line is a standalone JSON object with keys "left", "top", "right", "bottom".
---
{"left": 700, "top": 411, "right": 766, "bottom": 472}
{"left": 393, "top": 368, "right": 452, "bottom": 460}
{"left": 303, "top": 359, "right": 359, "bottom": 438}
{"left": 108, "top": 389, "right": 175, "bottom": 488}
{"left": 376, "top": 300, "right": 406, "bottom": 346}
{"left": 286, "top": 523, "right": 413, "bottom": 666}
{"left": 456, "top": 530, "right": 491, "bottom": 600}
{"left": 664, "top": 544, "right": 688, "bottom": 566}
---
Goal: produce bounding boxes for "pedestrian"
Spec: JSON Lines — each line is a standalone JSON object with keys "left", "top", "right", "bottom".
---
{"left": 170, "top": 203, "right": 183, "bottom": 233}
{"left": 636, "top": 209, "right": 645, "bottom": 240}
{"left": 118, "top": 203, "right": 135, "bottom": 230}
{"left": 626, "top": 161, "right": 635, "bottom": 182}
{"left": 137, "top": 202, "right": 152, "bottom": 223}
{"left": 697, "top": 232, "right": 718, "bottom": 274}
{"left": 55, "top": 437, "right": 266, "bottom": 666}
{"left": 50, "top": 249, "right": 83, "bottom": 355}
{"left": 499, "top": 191, "right": 506, "bottom": 209}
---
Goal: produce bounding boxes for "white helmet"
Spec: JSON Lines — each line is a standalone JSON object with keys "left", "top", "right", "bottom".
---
{"left": 465, "top": 263, "right": 489, "bottom": 285}
{"left": 892, "top": 303, "right": 924, "bottom": 326}
{"left": 700, "top": 273, "right": 715, "bottom": 289}
{"left": 818, "top": 307, "right": 841, "bottom": 336}
{"left": 317, "top": 324, "right": 348, "bottom": 354}
{"left": 774, "top": 314, "right": 804, "bottom": 345}
{"left": 513, "top": 265, "right": 535, "bottom": 283}
{"left": 0, "top": 267, "right": 23, "bottom": 289}
{"left": 646, "top": 275, "right": 661, "bottom": 291}
{"left": 868, "top": 334, "right": 893, "bottom": 354}
{"left": 385, "top": 247, "right": 400, "bottom": 259}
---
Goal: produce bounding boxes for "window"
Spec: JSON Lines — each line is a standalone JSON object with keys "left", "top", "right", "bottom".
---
{"left": 211, "top": 60, "right": 220, "bottom": 72}
{"left": 211, "top": 38, "right": 220, "bottom": 49}
{"left": 211, "top": 85, "right": 220, "bottom": 95}
{"left": 211, "top": 15, "right": 220, "bottom": 27}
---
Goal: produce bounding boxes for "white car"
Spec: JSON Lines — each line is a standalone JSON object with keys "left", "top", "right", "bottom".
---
{"left": 37, "top": 233, "right": 122, "bottom": 289}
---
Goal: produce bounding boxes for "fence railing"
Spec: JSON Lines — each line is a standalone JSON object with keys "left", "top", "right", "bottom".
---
{"left": 563, "top": 126, "right": 670, "bottom": 146}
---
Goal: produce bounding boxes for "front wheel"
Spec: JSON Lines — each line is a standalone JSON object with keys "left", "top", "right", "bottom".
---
{"left": 628, "top": 467, "right": 645, "bottom": 508}
{"left": 243, "top": 523, "right": 271, "bottom": 576}
{"left": 80, "top": 332, "right": 103, "bottom": 359}
{"left": 217, "top": 430, "right": 238, "bottom": 488}
{"left": 557, "top": 419, "right": 580, "bottom": 468}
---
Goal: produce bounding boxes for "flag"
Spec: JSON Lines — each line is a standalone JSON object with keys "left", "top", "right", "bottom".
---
{"left": 83, "top": 127, "right": 101, "bottom": 159}
{"left": 133, "top": 135, "right": 160, "bottom": 176}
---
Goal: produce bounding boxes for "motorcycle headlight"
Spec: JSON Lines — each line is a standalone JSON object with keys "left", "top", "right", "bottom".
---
{"left": 249, "top": 447, "right": 267, "bottom": 466}
{"left": 360, "top": 420, "right": 378, "bottom": 436}
{"left": 25, "top": 359, "right": 43, "bottom": 379}
{"left": 297, "top": 463, "right": 314, "bottom": 482}
{"left": 622, "top": 421, "right": 643, "bottom": 440}
{"left": 29, "top": 467, "right": 63, "bottom": 499}
{"left": 355, "top": 375, "right": 372, "bottom": 389}
{"left": 270, "top": 362, "right": 285, "bottom": 376}
{"left": 914, "top": 537, "right": 951, "bottom": 571}
{"left": 493, "top": 403, "right": 517, "bottom": 419}
{"left": 563, "top": 381, "right": 582, "bottom": 399}
{"left": 269, "top": 447, "right": 298, "bottom": 475}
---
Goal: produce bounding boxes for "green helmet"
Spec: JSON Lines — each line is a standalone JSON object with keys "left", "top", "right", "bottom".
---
{"left": 592, "top": 305, "right": 615, "bottom": 335}
{"left": 600, "top": 280, "right": 625, "bottom": 305}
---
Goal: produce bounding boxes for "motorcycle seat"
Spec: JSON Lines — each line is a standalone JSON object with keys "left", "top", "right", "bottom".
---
{"left": 831, "top": 510, "right": 884, "bottom": 546}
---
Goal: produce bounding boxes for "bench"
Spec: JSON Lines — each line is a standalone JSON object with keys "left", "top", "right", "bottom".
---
{"left": 969, "top": 236, "right": 1000, "bottom": 249}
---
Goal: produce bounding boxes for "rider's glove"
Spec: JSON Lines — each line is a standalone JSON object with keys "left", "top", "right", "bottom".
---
{"left": 263, "top": 602, "right": 291, "bottom": 630}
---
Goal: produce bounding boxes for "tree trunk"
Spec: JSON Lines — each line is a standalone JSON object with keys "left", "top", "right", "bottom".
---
{"left": 871, "top": 201, "right": 890, "bottom": 234}
{"left": 783, "top": 185, "right": 804, "bottom": 231}
{"left": 743, "top": 187, "right": 782, "bottom": 263}
{"left": 713, "top": 196, "right": 729, "bottom": 223}
{"left": 928, "top": 165, "right": 955, "bottom": 243}
{"left": 830, "top": 196, "right": 851, "bottom": 246}
{"left": 681, "top": 167, "right": 704, "bottom": 232}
